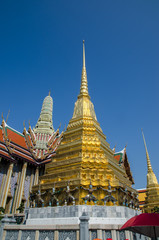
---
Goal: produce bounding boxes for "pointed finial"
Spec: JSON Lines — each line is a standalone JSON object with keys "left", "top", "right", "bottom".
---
{"left": 23, "top": 121, "right": 26, "bottom": 128}
{"left": 6, "top": 110, "right": 10, "bottom": 123}
{"left": 58, "top": 123, "right": 61, "bottom": 129}
{"left": 28, "top": 120, "right": 31, "bottom": 127}
{"left": 141, "top": 129, "right": 158, "bottom": 186}
{"left": 141, "top": 129, "right": 153, "bottom": 172}
{"left": 112, "top": 145, "right": 116, "bottom": 153}
{"left": 124, "top": 144, "right": 127, "bottom": 152}
{"left": 79, "top": 40, "right": 89, "bottom": 98}
{"left": 83, "top": 40, "right": 85, "bottom": 68}
{"left": 49, "top": 90, "right": 51, "bottom": 96}
{"left": 1, "top": 112, "right": 4, "bottom": 120}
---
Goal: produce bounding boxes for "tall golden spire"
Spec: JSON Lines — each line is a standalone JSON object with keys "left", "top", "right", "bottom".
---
{"left": 72, "top": 41, "right": 97, "bottom": 120}
{"left": 142, "top": 129, "right": 153, "bottom": 173}
{"left": 78, "top": 40, "right": 89, "bottom": 99}
{"left": 40, "top": 41, "right": 137, "bottom": 207}
{"left": 142, "top": 129, "right": 158, "bottom": 186}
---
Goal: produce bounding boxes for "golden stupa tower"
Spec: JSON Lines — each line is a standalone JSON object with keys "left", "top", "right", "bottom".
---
{"left": 40, "top": 41, "right": 137, "bottom": 205}
{"left": 142, "top": 130, "right": 159, "bottom": 212}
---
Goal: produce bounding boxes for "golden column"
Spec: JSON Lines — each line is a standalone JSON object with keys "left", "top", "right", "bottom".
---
{"left": 0, "top": 162, "right": 13, "bottom": 209}
{"left": 15, "top": 162, "right": 27, "bottom": 212}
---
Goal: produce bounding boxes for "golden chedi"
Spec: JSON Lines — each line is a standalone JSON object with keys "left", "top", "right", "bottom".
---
{"left": 142, "top": 130, "right": 159, "bottom": 212}
{"left": 39, "top": 41, "right": 137, "bottom": 206}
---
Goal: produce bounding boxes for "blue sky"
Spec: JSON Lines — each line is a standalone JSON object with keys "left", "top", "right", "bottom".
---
{"left": 0, "top": 0, "right": 159, "bottom": 189}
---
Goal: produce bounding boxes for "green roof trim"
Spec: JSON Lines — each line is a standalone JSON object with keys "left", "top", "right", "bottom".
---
{"left": 5, "top": 126, "right": 24, "bottom": 137}
{"left": 114, "top": 152, "right": 123, "bottom": 163}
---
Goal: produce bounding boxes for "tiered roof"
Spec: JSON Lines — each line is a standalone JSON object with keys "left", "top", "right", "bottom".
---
{"left": 0, "top": 120, "right": 62, "bottom": 165}
{"left": 0, "top": 94, "right": 63, "bottom": 165}
{"left": 0, "top": 120, "right": 33, "bottom": 163}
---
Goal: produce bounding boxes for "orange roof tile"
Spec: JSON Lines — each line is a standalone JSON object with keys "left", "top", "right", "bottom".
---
{"left": 0, "top": 143, "right": 7, "bottom": 150}
{"left": 0, "top": 149, "right": 12, "bottom": 160}
{"left": 10, "top": 142, "right": 32, "bottom": 156}
{"left": 0, "top": 123, "right": 60, "bottom": 166}
{"left": 12, "top": 149, "right": 35, "bottom": 163}
{"left": 114, "top": 155, "right": 121, "bottom": 161}
{"left": 6, "top": 127, "right": 27, "bottom": 149}
{"left": 0, "top": 128, "right": 3, "bottom": 142}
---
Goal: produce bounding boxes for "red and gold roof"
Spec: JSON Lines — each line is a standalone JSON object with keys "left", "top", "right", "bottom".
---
{"left": 0, "top": 119, "right": 63, "bottom": 166}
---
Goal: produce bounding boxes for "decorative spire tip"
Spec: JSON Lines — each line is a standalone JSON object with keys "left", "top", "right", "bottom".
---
{"left": 6, "top": 109, "right": 10, "bottom": 123}
{"left": 141, "top": 129, "right": 153, "bottom": 172}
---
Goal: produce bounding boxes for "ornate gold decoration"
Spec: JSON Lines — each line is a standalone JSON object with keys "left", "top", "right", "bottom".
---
{"left": 142, "top": 129, "right": 158, "bottom": 186}
{"left": 35, "top": 41, "right": 137, "bottom": 206}
{"left": 141, "top": 130, "right": 159, "bottom": 212}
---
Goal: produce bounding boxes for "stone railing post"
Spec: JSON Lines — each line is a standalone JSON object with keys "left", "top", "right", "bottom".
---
{"left": 0, "top": 215, "right": 15, "bottom": 239}
{"left": 79, "top": 211, "right": 90, "bottom": 240}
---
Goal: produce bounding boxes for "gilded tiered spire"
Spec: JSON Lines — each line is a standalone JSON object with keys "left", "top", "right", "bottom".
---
{"left": 72, "top": 41, "right": 97, "bottom": 120}
{"left": 40, "top": 41, "right": 136, "bottom": 207}
{"left": 142, "top": 130, "right": 158, "bottom": 186}
{"left": 78, "top": 40, "right": 89, "bottom": 98}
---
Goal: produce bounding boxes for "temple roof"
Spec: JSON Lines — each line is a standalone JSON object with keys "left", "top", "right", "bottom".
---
{"left": 0, "top": 93, "right": 63, "bottom": 165}
{"left": 114, "top": 147, "right": 134, "bottom": 184}
{"left": 0, "top": 122, "right": 33, "bottom": 163}
{"left": 0, "top": 120, "right": 62, "bottom": 165}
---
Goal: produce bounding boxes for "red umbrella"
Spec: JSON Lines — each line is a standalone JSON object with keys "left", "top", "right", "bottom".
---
{"left": 120, "top": 213, "right": 159, "bottom": 239}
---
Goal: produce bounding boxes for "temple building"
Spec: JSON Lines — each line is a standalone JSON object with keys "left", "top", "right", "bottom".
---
{"left": 137, "top": 131, "right": 159, "bottom": 212}
{"left": 37, "top": 41, "right": 138, "bottom": 207}
{"left": 0, "top": 42, "right": 138, "bottom": 214}
{"left": 1, "top": 41, "right": 154, "bottom": 240}
{"left": 0, "top": 94, "right": 63, "bottom": 214}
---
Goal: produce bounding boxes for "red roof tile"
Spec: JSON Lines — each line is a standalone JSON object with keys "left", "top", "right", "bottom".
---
{"left": 0, "top": 149, "right": 12, "bottom": 160}
{"left": 10, "top": 142, "right": 32, "bottom": 156}
{"left": 0, "top": 143, "right": 7, "bottom": 150}
{"left": 6, "top": 127, "right": 27, "bottom": 149}
{"left": 0, "top": 122, "right": 61, "bottom": 166}
{"left": 114, "top": 155, "right": 121, "bottom": 162}
{"left": 0, "top": 128, "right": 3, "bottom": 142}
